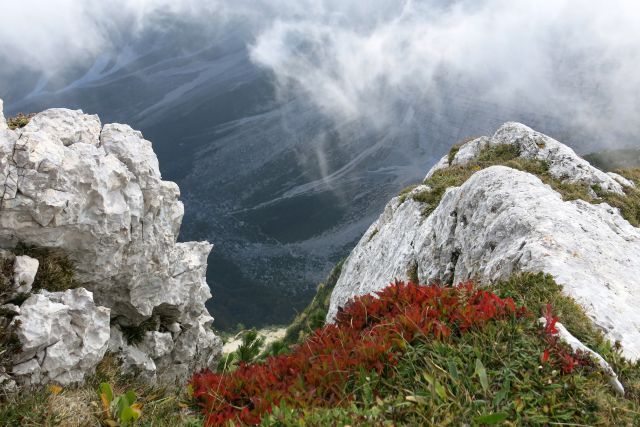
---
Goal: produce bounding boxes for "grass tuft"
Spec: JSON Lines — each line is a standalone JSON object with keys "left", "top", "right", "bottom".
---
{"left": 6, "top": 113, "right": 35, "bottom": 130}
{"left": 120, "top": 318, "right": 158, "bottom": 345}
{"left": 0, "top": 354, "right": 204, "bottom": 427}
{"left": 406, "top": 143, "right": 640, "bottom": 226}
{"left": 14, "top": 243, "right": 78, "bottom": 293}
{"left": 595, "top": 168, "right": 640, "bottom": 227}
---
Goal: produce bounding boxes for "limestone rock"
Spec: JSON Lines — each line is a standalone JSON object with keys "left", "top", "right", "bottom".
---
{"left": 109, "top": 320, "right": 222, "bottom": 383}
{"left": 0, "top": 100, "right": 222, "bottom": 383}
{"left": 141, "top": 332, "right": 174, "bottom": 359}
{"left": 108, "top": 327, "right": 157, "bottom": 382}
{"left": 20, "top": 108, "right": 101, "bottom": 147}
{"left": 539, "top": 317, "right": 624, "bottom": 396}
{"left": 0, "top": 99, "right": 6, "bottom": 131}
{"left": 13, "top": 255, "right": 39, "bottom": 294}
{"left": 11, "top": 288, "right": 110, "bottom": 385}
{"left": 328, "top": 124, "right": 640, "bottom": 362}
{"left": 0, "top": 371, "right": 17, "bottom": 393}
{"left": 427, "top": 122, "right": 625, "bottom": 194}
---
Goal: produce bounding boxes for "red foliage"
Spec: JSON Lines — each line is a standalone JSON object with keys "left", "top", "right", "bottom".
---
{"left": 190, "top": 281, "right": 525, "bottom": 426}
{"left": 539, "top": 304, "right": 591, "bottom": 373}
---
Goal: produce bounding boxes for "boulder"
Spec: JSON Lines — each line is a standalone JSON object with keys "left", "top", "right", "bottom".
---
{"left": 12, "top": 255, "right": 39, "bottom": 294}
{"left": 0, "top": 100, "right": 222, "bottom": 383}
{"left": 328, "top": 124, "right": 640, "bottom": 362}
{"left": 11, "top": 288, "right": 110, "bottom": 385}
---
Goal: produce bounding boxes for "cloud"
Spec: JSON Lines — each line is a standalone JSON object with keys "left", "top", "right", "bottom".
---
{"left": 249, "top": 0, "right": 640, "bottom": 141}
{"left": 0, "top": 1, "right": 231, "bottom": 75}
{"left": 2, "top": 0, "right": 639, "bottom": 144}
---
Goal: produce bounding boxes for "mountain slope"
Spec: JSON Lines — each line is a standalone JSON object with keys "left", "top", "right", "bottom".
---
{"left": 328, "top": 122, "right": 640, "bottom": 362}
{"left": 4, "top": 27, "right": 634, "bottom": 328}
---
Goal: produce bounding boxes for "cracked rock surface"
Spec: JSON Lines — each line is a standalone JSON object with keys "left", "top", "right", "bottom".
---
{"left": 0, "top": 101, "right": 221, "bottom": 385}
{"left": 328, "top": 123, "right": 640, "bottom": 362}
{"left": 11, "top": 288, "right": 110, "bottom": 386}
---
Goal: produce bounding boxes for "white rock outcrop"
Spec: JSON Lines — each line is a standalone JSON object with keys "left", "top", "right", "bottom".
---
{"left": 11, "top": 288, "right": 110, "bottom": 385}
{"left": 0, "top": 100, "right": 221, "bottom": 383}
{"left": 539, "top": 317, "right": 624, "bottom": 396}
{"left": 12, "top": 255, "right": 39, "bottom": 294}
{"left": 0, "top": 99, "right": 6, "bottom": 131}
{"left": 426, "top": 122, "right": 627, "bottom": 194}
{"left": 327, "top": 123, "right": 640, "bottom": 362}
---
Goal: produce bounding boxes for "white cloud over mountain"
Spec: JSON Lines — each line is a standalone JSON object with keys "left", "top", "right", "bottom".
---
{"left": 2, "top": 0, "right": 640, "bottom": 143}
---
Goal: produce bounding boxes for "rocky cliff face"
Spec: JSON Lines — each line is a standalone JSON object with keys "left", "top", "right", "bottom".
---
{"left": 0, "top": 100, "right": 221, "bottom": 386}
{"left": 327, "top": 123, "right": 640, "bottom": 362}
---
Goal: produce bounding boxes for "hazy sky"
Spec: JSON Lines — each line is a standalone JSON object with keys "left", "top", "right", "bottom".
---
{"left": 2, "top": 0, "right": 640, "bottom": 144}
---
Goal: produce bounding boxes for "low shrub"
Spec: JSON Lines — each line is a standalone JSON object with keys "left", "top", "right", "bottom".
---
{"left": 192, "top": 275, "right": 639, "bottom": 426}
{"left": 191, "top": 281, "right": 527, "bottom": 425}
{"left": 217, "top": 329, "right": 265, "bottom": 372}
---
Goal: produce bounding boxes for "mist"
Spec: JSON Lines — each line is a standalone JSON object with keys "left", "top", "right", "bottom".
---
{"left": 3, "top": 1, "right": 640, "bottom": 146}
{"left": 249, "top": 0, "right": 640, "bottom": 144}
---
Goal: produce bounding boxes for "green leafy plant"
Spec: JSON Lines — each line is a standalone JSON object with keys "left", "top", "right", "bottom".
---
{"left": 98, "top": 382, "right": 142, "bottom": 426}
{"left": 191, "top": 281, "right": 528, "bottom": 425}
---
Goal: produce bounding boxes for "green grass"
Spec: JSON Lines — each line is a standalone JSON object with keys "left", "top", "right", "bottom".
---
{"left": 260, "top": 273, "right": 640, "bottom": 426}
{"left": 397, "top": 184, "right": 419, "bottom": 204}
{"left": 13, "top": 243, "right": 78, "bottom": 293}
{"left": 406, "top": 143, "right": 640, "bottom": 226}
{"left": 0, "top": 354, "right": 204, "bottom": 427}
{"left": 584, "top": 149, "right": 640, "bottom": 172}
{"left": 596, "top": 168, "right": 640, "bottom": 227}
{"left": 6, "top": 113, "right": 35, "bottom": 131}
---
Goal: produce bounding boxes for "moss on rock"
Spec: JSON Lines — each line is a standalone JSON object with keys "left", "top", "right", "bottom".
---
{"left": 407, "top": 143, "right": 640, "bottom": 226}
{"left": 6, "top": 113, "right": 35, "bottom": 130}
